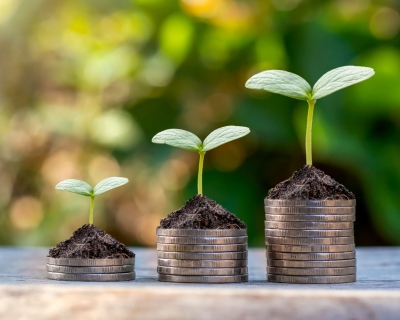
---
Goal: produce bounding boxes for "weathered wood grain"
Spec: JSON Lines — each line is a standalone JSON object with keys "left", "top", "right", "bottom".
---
{"left": 0, "top": 247, "right": 399, "bottom": 319}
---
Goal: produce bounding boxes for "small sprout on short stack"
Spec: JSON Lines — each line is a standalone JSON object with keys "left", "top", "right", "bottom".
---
{"left": 55, "top": 177, "right": 129, "bottom": 225}
{"left": 245, "top": 66, "right": 374, "bottom": 165}
{"left": 152, "top": 126, "right": 250, "bottom": 195}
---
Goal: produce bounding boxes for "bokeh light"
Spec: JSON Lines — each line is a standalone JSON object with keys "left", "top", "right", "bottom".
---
{"left": 0, "top": 0, "right": 399, "bottom": 247}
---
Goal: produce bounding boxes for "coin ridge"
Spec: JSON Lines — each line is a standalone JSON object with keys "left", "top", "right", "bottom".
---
{"left": 265, "top": 214, "right": 355, "bottom": 222}
{"left": 267, "top": 273, "right": 356, "bottom": 284}
{"left": 47, "top": 271, "right": 136, "bottom": 281}
{"left": 156, "top": 229, "right": 247, "bottom": 237}
{"left": 266, "top": 244, "right": 355, "bottom": 253}
{"left": 264, "top": 199, "right": 356, "bottom": 207}
{"left": 157, "top": 236, "right": 248, "bottom": 244}
{"left": 265, "top": 207, "right": 355, "bottom": 214}
{"left": 265, "top": 236, "right": 355, "bottom": 245}
{"left": 157, "top": 258, "right": 247, "bottom": 268}
{"left": 46, "top": 257, "right": 135, "bottom": 266}
{"left": 266, "top": 251, "right": 356, "bottom": 260}
{"left": 265, "top": 221, "right": 353, "bottom": 230}
{"left": 158, "top": 274, "right": 248, "bottom": 283}
{"left": 157, "top": 251, "right": 248, "bottom": 260}
{"left": 268, "top": 259, "right": 356, "bottom": 268}
{"left": 46, "top": 264, "right": 134, "bottom": 274}
{"left": 157, "top": 266, "right": 248, "bottom": 276}
{"left": 157, "top": 243, "right": 247, "bottom": 252}
{"left": 267, "top": 266, "right": 356, "bottom": 276}
{"left": 265, "top": 228, "right": 354, "bottom": 237}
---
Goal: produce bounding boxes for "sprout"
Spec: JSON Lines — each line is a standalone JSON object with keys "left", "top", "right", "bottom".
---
{"left": 55, "top": 177, "right": 129, "bottom": 225}
{"left": 152, "top": 126, "right": 250, "bottom": 195}
{"left": 245, "top": 66, "right": 375, "bottom": 165}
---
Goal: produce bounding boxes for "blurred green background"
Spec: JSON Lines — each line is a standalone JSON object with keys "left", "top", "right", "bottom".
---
{"left": 0, "top": 0, "right": 399, "bottom": 247}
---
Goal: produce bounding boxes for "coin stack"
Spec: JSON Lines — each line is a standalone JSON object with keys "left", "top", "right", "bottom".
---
{"left": 157, "top": 228, "right": 248, "bottom": 283}
{"left": 46, "top": 257, "right": 135, "bottom": 281}
{"left": 265, "top": 199, "right": 356, "bottom": 284}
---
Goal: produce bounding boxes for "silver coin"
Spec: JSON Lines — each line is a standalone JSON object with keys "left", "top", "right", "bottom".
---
{"left": 267, "top": 251, "right": 356, "bottom": 260}
{"left": 267, "top": 274, "right": 356, "bottom": 284}
{"left": 264, "top": 199, "right": 356, "bottom": 207}
{"left": 47, "top": 271, "right": 135, "bottom": 282}
{"left": 157, "top": 243, "right": 247, "bottom": 252}
{"left": 266, "top": 244, "right": 355, "bottom": 253}
{"left": 46, "top": 264, "right": 134, "bottom": 274}
{"left": 46, "top": 257, "right": 135, "bottom": 266}
{"left": 158, "top": 274, "right": 248, "bottom": 283}
{"left": 265, "top": 214, "right": 355, "bottom": 222}
{"left": 265, "top": 221, "right": 353, "bottom": 230}
{"left": 265, "top": 236, "right": 355, "bottom": 245}
{"left": 265, "top": 228, "right": 353, "bottom": 237}
{"left": 156, "top": 228, "right": 247, "bottom": 237}
{"left": 157, "top": 251, "right": 248, "bottom": 260}
{"left": 157, "top": 236, "right": 248, "bottom": 245}
{"left": 158, "top": 258, "right": 247, "bottom": 268}
{"left": 267, "top": 266, "right": 356, "bottom": 276}
{"left": 158, "top": 266, "right": 248, "bottom": 276}
{"left": 264, "top": 207, "right": 355, "bottom": 215}
{"left": 268, "top": 259, "right": 356, "bottom": 268}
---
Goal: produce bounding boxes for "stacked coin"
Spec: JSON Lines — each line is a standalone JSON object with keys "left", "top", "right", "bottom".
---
{"left": 46, "top": 257, "right": 135, "bottom": 281}
{"left": 157, "top": 228, "right": 248, "bottom": 283}
{"left": 265, "top": 199, "right": 356, "bottom": 284}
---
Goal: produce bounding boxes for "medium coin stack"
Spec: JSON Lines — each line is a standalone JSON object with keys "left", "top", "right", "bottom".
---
{"left": 46, "top": 257, "right": 135, "bottom": 281}
{"left": 265, "top": 199, "right": 356, "bottom": 284}
{"left": 157, "top": 228, "right": 248, "bottom": 283}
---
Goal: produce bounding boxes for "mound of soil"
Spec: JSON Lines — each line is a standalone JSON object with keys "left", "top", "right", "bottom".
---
{"left": 160, "top": 194, "right": 246, "bottom": 229}
{"left": 268, "top": 165, "right": 355, "bottom": 200}
{"left": 48, "top": 224, "right": 135, "bottom": 259}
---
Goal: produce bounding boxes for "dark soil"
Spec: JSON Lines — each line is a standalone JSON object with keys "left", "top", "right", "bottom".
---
{"left": 160, "top": 194, "right": 246, "bottom": 229}
{"left": 268, "top": 165, "right": 355, "bottom": 200}
{"left": 48, "top": 224, "right": 135, "bottom": 259}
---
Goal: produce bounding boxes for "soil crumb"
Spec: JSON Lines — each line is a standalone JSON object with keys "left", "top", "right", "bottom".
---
{"left": 160, "top": 194, "right": 246, "bottom": 229}
{"left": 48, "top": 224, "right": 135, "bottom": 259}
{"left": 268, "top": 165, "right": 355, "bottom": 200}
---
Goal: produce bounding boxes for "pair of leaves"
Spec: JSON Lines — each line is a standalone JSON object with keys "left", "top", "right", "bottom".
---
{"left": 56, "top": 177, "right": 129, "bottom": 197}
{"left": 245, "top": 66, "right": 375, "bottom": 101}
{"left": 152, "top": 125, "right": 250, "bottom": 152}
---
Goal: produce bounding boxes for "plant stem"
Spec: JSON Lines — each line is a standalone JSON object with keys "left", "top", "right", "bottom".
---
{"left": 89, "top": 196, "right": 95, "bottom": 225}
{"left": 198, "top": 151, "right": 205, "bottom": 195}
{"left": 306, "top": 99, "right": 316, "bottom": 166}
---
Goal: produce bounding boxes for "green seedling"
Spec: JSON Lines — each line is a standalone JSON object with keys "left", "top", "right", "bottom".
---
{"left": 245, "top": 66, "right": 374, "bottom": 165}
{"left": 55, "top": 177, "right": 129, "bottom": 225}
{"left": 152, "top": 126, "right": 250, "bottom": 195}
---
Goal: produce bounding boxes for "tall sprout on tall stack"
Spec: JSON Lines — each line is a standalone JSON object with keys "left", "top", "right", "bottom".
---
{"left": 245, "top": 66, "right": 374, "bottom": 165}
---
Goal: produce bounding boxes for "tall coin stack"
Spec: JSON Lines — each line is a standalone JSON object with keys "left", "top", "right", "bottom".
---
{"left": 157, "top": 228, "right": 248, "bottom": 283}
{"left": 265, "top": 199, "right": 356, "bottom": 284}
{"left": 46, "top": 257, "right": 135, "bottom": 281}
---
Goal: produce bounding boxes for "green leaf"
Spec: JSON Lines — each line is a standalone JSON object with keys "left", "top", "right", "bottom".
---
{"left": 55, "top": 179, "right": 93, "bottom": 196}
{"left": 202, "top": 126, "right": 250, "bottom": 152}
{"left": 312, "top": 66, "right": 375, "bottom": 100}
{"left": 93, "top": 177, "right": 129, "bottom": 196}
{"left": 245, "top": 70, "right": 312, "bottom": 100}
{"left": 152, "top": 129, "right": 202, "bottom": 152}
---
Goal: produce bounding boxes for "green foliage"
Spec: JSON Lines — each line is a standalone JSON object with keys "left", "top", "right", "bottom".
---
{"left": 152, "top": 126, "right": 250, "bottom": 194}
{"left": 245, "top": 70, "right": 312, "bottom": 100}
{"left": 246, "top": 66, "right": 375, "bottom": 101}
{"left": 151, "top": 129, "right": 202, "bottom": 151}
{"left": 246, "top": 66, "right": 375, "bottom": 165}
{"left": 0, "top": 0, "right": 398, "bottom": 247}
{"left": 56, "top": 177, "right": 129, "bottom": 224}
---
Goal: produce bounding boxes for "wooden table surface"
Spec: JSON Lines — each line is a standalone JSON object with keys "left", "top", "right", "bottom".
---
{"left": 0, "top": 247, "right": 400, "bottom": 319}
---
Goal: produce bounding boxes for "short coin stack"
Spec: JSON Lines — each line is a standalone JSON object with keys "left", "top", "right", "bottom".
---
{"left": 265, "top": 199, "right": 356, "bottom": 284}
{"left": 46, "top": 257, "right": 135, "bottom": 281}
{"left": 157, "top": 228, "right": 248, "bottom": 283}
